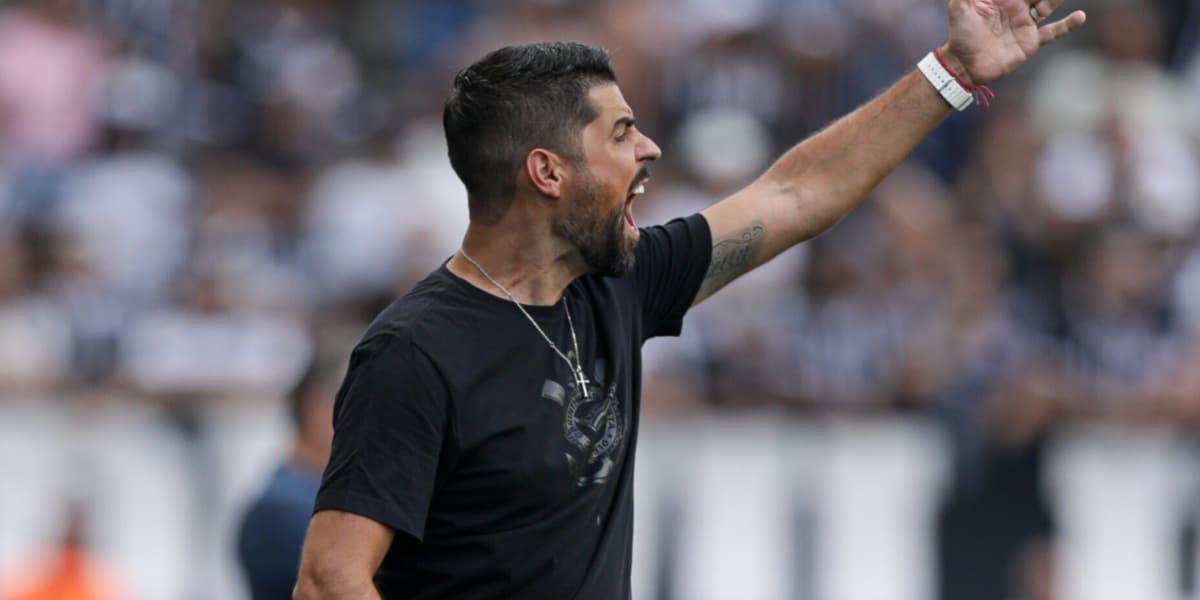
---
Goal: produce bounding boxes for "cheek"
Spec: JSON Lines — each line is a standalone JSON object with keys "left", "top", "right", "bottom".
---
{"left": 588, "top": 148, "right": 633, "bottom": 190}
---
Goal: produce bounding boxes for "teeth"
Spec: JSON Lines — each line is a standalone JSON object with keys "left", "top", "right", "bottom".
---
{"left": 633, "top": 184, "right": 645, "bottom": 195}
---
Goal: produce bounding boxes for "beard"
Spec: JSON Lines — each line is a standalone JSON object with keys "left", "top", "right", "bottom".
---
{"left": 555, "top": 167, "right": 637, "bottom": 277}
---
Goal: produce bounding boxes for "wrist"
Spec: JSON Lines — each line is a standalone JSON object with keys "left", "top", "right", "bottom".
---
{"left": 917, "top": 51, "right": 975, "bottom": 111}
{"left": 917, "top": 47, "right": 995, "bottom": 111}
{"left": 937, "top": 44, "right": 975, "bottom": 87}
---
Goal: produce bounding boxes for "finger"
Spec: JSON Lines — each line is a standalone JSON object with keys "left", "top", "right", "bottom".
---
{"left": 1030, "top": 0, "right": 1055, "bottom": 22}
{"left": 1034, "top": 0, "right": 1065, "bottom": 16}
{"left": 1039, "top": 10, "right": 1087, "bottom": 46}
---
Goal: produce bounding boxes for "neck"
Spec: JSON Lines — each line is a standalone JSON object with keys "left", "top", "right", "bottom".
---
{"left": 449, "top": 220, "right": 588, "bottom": 306}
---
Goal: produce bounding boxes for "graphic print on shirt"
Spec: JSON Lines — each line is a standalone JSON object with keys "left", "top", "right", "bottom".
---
{"left": 540, "top": 357, "right": 624, "bottom": 487}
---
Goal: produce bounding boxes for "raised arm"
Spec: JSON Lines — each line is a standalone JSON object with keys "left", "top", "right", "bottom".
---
{"left": 693, "top": 0, "right": 1086, "bottom": 304}
{"left": 294, "top": 510, "right": 394, "bottom": 600}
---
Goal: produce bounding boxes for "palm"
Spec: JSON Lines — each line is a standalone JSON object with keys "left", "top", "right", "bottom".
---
{"left": 947, "top": 0, "right": 1085, "bottom": 84}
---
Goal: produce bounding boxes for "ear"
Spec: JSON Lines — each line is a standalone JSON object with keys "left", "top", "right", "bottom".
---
{"left": 525, "top": 149, "right": 566, "bottom": 199}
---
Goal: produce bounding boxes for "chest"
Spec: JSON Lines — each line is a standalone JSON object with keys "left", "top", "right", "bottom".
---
{"left": 429, "top": 308, "right": 640, "bottom": 528}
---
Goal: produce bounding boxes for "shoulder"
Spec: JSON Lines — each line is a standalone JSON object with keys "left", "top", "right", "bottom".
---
{"left": 633, "top": 214, "right": 712, "bottom": 263}
{"left": 344, "top": 327, "right": 434, "bottom": 383}
{"left": 342, "top": 285, "right": 461, "bottom": 401}
{"left": 358, "top": 272, "right": 464, "bottom": 355}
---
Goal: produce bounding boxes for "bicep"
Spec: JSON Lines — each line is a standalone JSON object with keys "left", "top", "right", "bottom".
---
{"left": 296, "top": 510, "right": 395, "bottom": 595}
{"left": 695, "top": 179, "right": 806, "bottom": 305}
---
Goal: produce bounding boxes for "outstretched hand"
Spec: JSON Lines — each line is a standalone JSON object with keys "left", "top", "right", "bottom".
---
{"left": 943, "top": 0, "right": 1087, "bottom": 85}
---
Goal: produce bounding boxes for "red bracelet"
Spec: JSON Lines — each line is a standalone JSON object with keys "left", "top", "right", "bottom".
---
{"left": 934, "top": 47, "right": 995, "bottom": 108}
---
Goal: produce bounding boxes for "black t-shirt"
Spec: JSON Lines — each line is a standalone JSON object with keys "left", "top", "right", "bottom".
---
{"left": 314, "top": 214, "right": 712, "bottom": 599}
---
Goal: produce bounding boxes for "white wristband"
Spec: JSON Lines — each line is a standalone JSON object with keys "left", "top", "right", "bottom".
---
{"left": 917, "top": 52, "right": 974, "bottom": 111}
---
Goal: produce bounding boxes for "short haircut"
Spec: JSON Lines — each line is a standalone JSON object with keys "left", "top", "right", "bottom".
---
{"left": 443, "top": 42, "right": 617, "bottom": 223}
{"left": 287, "top": 356, "right": 341, "bottom": 428}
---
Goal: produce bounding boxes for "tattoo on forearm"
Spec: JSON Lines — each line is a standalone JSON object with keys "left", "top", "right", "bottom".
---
{"left": 697, "top": 225, "right": 765, "bottom": 299}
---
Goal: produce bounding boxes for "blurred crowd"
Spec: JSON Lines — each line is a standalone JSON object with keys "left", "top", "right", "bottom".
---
{"left": 0, "top": 0, "right": 1199, "bottom": 599}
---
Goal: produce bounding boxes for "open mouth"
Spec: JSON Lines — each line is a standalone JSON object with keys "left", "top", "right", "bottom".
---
{"left": 624, "top": 180, "right": 647, "bottom": 231}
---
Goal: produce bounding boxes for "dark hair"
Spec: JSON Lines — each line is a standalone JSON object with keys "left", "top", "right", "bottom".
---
{"left": 443, "top": 42, "right": 617, "bottom": 223}
{"left": 287, "top": 356, "right": 341, "bottom": 428}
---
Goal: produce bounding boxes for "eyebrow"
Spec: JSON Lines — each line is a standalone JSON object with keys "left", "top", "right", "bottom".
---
{"left": 611, "top": 116, "right": 636, "bottom": 134}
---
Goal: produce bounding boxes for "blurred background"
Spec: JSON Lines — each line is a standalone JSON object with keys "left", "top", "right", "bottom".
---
{"left": 0, "top": 0, "right": 1198, "bottom": 598}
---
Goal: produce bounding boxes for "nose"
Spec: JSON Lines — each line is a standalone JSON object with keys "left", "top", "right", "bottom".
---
{"left": 636, "top": 130, "right": 662, "bottom": 162}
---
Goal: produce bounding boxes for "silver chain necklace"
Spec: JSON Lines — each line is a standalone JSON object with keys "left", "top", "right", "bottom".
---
{"left": 459, "top": 249, "right": 590, "bottom": 400}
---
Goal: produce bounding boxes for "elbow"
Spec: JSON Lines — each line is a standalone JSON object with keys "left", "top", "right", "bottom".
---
{"left": 292, "top": 570, "right": 323, "bottom": 600}
{"left": 293, "top": 567, "right": 373, "bottom": 600}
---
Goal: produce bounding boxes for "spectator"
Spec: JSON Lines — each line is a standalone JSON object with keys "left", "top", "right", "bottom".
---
{"left": 237, "top": 353, "right": 341, "bottom": 600}
{"left": 0, "top": 0, "right": 108, "bottom": 169}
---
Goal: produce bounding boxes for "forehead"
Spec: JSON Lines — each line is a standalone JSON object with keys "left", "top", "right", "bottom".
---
{"left": 585, "top": 83, "right": 632, "bottom": 122}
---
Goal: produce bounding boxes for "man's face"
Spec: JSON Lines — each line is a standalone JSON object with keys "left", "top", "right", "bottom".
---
{"left": 555, "top": 83, "right": 661, "bottom": 277}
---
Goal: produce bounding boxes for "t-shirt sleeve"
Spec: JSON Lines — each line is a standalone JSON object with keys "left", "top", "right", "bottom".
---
{"left": 313, "top": 331, "right": 448, "bottom": 542}
{"left": 632, "top": 213, "right": 712, "bottom": 339}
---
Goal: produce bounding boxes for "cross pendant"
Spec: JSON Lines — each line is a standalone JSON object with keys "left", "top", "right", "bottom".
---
{"left": 573, "top": 367, "right": 590, "bottom": 399}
